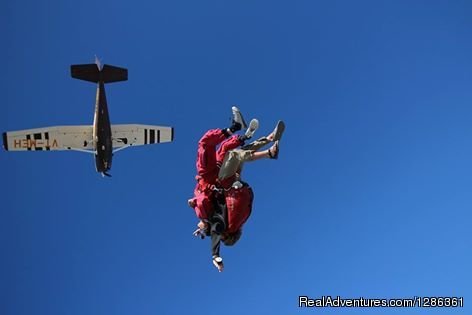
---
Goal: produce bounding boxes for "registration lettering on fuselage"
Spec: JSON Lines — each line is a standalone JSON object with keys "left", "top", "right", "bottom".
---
{"left": 13, "top": 138, "right": 59, "bottom": 149}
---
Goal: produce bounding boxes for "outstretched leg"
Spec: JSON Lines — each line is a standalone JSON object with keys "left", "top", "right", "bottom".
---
{"left": 218, "top": 121, "right": 285, "bottom": 180}
{"left": 241, "top": 120, "right": 285, "bottom": 151}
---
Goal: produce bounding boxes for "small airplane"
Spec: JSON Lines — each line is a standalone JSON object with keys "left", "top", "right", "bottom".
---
{"left": 2, "top": 58, "right": 174, "bottom": 177}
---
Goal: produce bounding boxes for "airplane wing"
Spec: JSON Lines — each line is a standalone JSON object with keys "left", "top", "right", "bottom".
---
{"left": 3, "top": 126, "right": 94, "bottom": 152}
{"left": 111, "top": 124, "right": 174, "bottom": 149}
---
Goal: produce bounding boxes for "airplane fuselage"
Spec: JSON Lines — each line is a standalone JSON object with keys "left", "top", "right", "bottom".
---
{"left": 69, "top": 61, "right": 127, "bottom": 176}
{"left": 93, "top": 81, "right": 113, "bottom": 175}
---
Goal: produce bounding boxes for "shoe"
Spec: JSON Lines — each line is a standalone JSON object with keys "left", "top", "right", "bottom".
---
{"left": 212, "top": 255, "right": 224, "bottom": 272}
{"left": 269, "top": 120, "right": 285, "bottom": 142}
{"left": 244, "top": 119, "right": 259, "bottom": 139}
{"left": 268, "top": 140, "right": 279, "bottom": 159}
{"left": 231, "top": 106, "right": 248, "bottom": 130}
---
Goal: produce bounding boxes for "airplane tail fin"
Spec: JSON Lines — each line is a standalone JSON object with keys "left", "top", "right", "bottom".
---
{"left": 71, "top": 64, "right": 128, "bottom": 83}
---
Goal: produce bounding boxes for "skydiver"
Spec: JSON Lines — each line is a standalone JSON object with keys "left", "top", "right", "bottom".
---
{"left": 203, "top": 121, "right": 285, "bottom": 272}
{"left": 189, "top": 115, "right": 285, "bottom": 272}
{"left": 188, "top": 106, "right": 256, "bottom": 272}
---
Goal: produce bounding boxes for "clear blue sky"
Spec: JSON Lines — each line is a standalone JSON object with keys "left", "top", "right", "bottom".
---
{"left": 1, "top": 1, "right": 471, "bottom": 314}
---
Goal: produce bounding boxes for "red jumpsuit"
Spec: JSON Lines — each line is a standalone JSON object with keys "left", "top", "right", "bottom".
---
{"left": 224, "top": 183, "right": 253, "bottom": 234}
{"left": 192, "top": 129, "right": 253, "bottom": 236}
{"left": 192, "top": 129, "right": 242, "bottom": 220}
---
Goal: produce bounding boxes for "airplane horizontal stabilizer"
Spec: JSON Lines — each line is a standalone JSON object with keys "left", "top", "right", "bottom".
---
{"left": 71, "top": 64, "right": 128, "bottom": 83}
